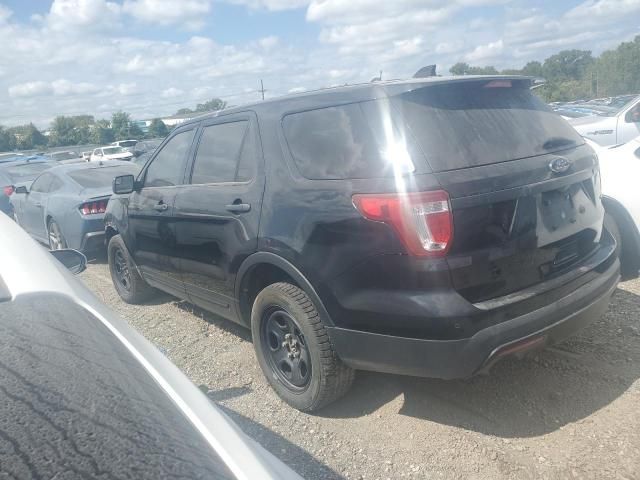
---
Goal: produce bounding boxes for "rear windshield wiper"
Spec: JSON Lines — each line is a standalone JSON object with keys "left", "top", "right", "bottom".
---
{"left": 542, "top": 137, "right": 578, "bottom": 150}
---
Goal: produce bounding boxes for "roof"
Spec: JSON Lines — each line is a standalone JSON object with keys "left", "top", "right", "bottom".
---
{"left": 48, "top": 159, "right": 135, "bottom": 174}
{"left": 179, "top": 75, "right": 535, "bottom": 127}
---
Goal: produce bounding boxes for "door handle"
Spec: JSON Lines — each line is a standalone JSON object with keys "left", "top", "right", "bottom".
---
{"left": 33, "top": 202, "right": 42, "bottom": 208}
{"left": 153, "top": 203, "right": 169, "bottom": 211}
{"left": 225, "top": 202, "right": 251, "bottom": 213}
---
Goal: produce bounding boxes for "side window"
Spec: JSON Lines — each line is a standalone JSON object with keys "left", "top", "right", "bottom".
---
{"left": 30, "top": 173, "right": 53, "bottom": 193}
{"left": 49, "top": 176, "right": 64, "bottom": 192}
{"left": 634, "top": 146, "right": 640, "bottom": 160}
{"left": 191, "top": 121, "right": 254, "bottom": 184}
{"left": 144, "top": 129, "right": 196, "bottom": 187}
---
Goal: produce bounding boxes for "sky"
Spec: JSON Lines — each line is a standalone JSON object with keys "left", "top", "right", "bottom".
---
{"left": 0, "top": 0, "right": 639, "bottom": 127}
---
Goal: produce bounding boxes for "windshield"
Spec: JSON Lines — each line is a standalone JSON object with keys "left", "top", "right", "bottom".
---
{"left": 67, "top": 165, "right": 139, "bottom": 188}
{"left": 102, "top": 147, "right": 126, "bottom": 155}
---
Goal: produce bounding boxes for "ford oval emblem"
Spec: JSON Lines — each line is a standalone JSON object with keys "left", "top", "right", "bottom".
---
{"left": 549, "top": 157, "right": 571, "bottom": 174}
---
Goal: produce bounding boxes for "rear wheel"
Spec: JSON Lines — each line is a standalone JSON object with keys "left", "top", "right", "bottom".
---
{"left": 48, "top": 220, "right": 67, "bottom": 250}
{"left": 108, "top": 234, "right": 156, "bottom": 303}
{"left": 251, "top": 282, "right": 354, "bottom": 411}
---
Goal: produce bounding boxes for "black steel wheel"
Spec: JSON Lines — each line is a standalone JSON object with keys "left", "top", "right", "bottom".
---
{"left": 261, "top": 308, "right": 312, "bottom": 391}
{"left": 251, "top": 282, "right": 354, "bottom": 411}
{"left": 108, "top": 234, "right": 157, "bottom": 304}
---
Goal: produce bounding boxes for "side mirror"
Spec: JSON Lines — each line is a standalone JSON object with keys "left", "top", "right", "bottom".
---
{"left": 113, "top": 174, "right": 135, "bottom": 194}
{"left": 14, "top": 185, "right": 28, "bottom": 194}
{"left": 50, "top": 249, "right": 87, "bottom": 275}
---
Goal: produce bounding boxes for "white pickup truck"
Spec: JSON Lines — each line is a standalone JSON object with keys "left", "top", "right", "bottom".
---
{"left": 570, "top": 95, "right": 640, "bottom": 146}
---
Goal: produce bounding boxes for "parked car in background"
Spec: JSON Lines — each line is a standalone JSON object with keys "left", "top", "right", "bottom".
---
{"left": 586, "top": 137, "right": 640, "bottom": 280}
{"left": 12, "top": 161, "right": 140, "bottom": 252}
{"left": 0, "top": 212, "right": 303, "bottom": 480}
{"left": 105, "top": 76, "right": 619, "bottom": 411}
{"left": 0, "top": 159, "right": 55, "bottom": 217}
{"left": 90, "top": 146, "right": 134, "bottom": 162}
{"left": 82, "top": 151, "right": 92, "bottom": 161}
{"left": 570, "top": 95, "right": 640, "bottom": 145}
{"left": 111, "top": 139, "right": 138, "bottom": 153}
{"left": 45, "top": 150, "right": 84, "bottom": 163}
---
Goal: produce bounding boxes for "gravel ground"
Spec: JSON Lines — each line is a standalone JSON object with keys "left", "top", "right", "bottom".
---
{"left": 81, "top": 260, "right": 640, "bottom": 480}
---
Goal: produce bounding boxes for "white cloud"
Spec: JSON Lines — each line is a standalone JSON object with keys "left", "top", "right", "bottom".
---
{"left": 0, "top": 5, "right": 13, "bottom": 23}
{"left": 259, "top": 35, "right": 279, "bottom": 49}
{"left": 122, "top": 0, "right": 213, "bottom": 30}
{"left": 228, "top": 0, "right": 309, "bottom": 11}
{"left": 565, "top": 0, "right": 640, "bottom": 22}
{"left": 9, "top": 81, "right": 52, "bottom": 98}
{"left": 463, "top": 39, "right": 504, "bottom": 62}
{"left": 47, "top": 0, "right": 121, "bottom": 31}
{"left": 161, "top": 87, "right": 185, "bottom": 98}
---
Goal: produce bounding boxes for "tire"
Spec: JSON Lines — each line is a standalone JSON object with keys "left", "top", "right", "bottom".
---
{"left": 107, "top": 234, "right": 156, "bottom": 304}
{"left": 48, "top": 219, "right": 67, "bottom": 250}
{"left": 251, "top": 282, "right": 355, "bottom": 411}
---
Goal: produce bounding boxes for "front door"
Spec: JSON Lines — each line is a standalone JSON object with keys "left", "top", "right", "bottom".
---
{"left": 619, "top": 100, "right": 640, "bottom": 144}
{"left": 21, "top": 173, "right": 54, "bottom": 241}
{"left": 173, "top": 113, "right": 264, "bottom": 322}
{"left": 127, "top": 126, "right": 197, "bottom": 298}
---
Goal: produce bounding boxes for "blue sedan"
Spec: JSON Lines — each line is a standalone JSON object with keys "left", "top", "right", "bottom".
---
{"left": 11, "top": 161, "right": 140, "bottom": 252}
{"left": 0, "top": 159, "right": 56, "bottom": 217}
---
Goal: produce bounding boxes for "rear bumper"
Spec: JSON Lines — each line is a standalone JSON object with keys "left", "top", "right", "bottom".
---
{"left": 327, "top": 256, "right": 619, "bottom": 379}
{"left": 80, "top": 231, "right": 105, "bottom": 252}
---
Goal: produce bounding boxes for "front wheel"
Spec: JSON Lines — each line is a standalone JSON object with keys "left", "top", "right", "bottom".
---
{"left": 251, "top": 282, "right": 354, "bottom": 411}
{"left": 107, "top": 234, "right": 157, "bottom": 304}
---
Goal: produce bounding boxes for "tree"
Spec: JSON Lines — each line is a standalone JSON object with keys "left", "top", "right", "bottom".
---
{"left": 521, "top": 61, "right": 544, "bottom": 77}
{"left": 195, "top": 98, "right": 227, "bottom": 112}
{"left": 14, "top": 124, "right": 47, "bottom": 149}
{"left": 542, "top": 50, "right": 594, "bottom": 82}
{"left": 0, "top": 126, "right": 16, "bottom": 151}
{"left": 450, "top": 62, "right": 470, "bottom": 75}
{"left": 49, "top": 116, "right": 77, "bottom": 146}
{"left": 175, "top": 107, "right": 193, "bottom": 115}
{"left": 111, "top": 111, "right": 132, "bottom": 140}
{"left": 91, "top": 119, "right": 115, "bottom": 144}
{"left": 147, "top": 118, "right": 169, "bottom": 138}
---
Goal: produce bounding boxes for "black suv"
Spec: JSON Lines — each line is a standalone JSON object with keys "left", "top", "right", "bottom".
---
{"left": 105, "top": 76, "right": 620, "bottom": 411}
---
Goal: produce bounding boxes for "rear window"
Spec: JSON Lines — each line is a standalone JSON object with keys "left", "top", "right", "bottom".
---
{"left": 392, "top": 80, "right": 584, "bottom": 171}
{"left": 3, "top": 163, "right": 53, "bottom": 182}
{"left": 283, "top": 101, "right": 415, "bottom": 180}
{"left": 68, "top": 165, "right": 139, "bottom": 188}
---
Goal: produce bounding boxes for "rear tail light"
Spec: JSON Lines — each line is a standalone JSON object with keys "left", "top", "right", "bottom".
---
{"left": 80, "top": 199, "right": 108, "bottom": 215}
{"left": 352, "top": 190, "right": 453, "bottom": 257}
{"left": 2, "top": 185, "right": 14, "bottom": 196}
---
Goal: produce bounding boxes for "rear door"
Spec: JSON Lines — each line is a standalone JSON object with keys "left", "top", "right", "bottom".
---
{"left": 389, "top": 79, "right": 605, "bottom": 302}
{"left": 127, "top": 126, "right": 197, "bottom": 297}
{"left": 173, "top": 113, "right": 264, "bottom": 321}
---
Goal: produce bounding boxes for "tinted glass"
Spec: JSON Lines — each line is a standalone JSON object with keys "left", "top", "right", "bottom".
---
{"left": 3, "top": 163, "right": 53, "bottom": 182}
{"left": 30, "top": 173, "right": 53, "bottom": 192}
{"left": 192, "top": 121, "right": 249, "bottom": 184}
{"left": 68, "top": 165, "right": 140, "bottom": 188}
{"left": 119, "top": 140, "right": 137, "bottom": 147}
{"left": 145, "top": 129, "right": 195, "bottom": 187}
{"left": 283, "top": 102, "right": 409, "bottom": 180}
{"left": 49, "top": 176, "right": 64, "bottom": 192}
{"left": 392, "top": 80, "right": 585, "bottom": 171}
{"left": 103, "top": 147, "right": 126, "bottom": 155}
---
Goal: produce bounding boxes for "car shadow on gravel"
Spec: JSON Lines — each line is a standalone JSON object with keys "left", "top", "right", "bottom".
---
{"left": 322, "top": 288, "right": 640, "bottom": 438}
{"left": 208, "top": 390, "right": 344, "bottom": 480}
{"left": 177, "top": 302, "right": 252, "bottom": 342}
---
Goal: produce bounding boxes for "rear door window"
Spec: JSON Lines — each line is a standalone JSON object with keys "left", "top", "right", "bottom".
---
{"left": 30, "top": 173, "right": 54, "bottom": 193}
{"left": 283, "top": 102, "right": 415, "bottom": 180}
{"left": 392, "top": 80, "right": 584, "bottom": 171}
{"left": 191, "top": 121, "right": 251, "bottom": 184}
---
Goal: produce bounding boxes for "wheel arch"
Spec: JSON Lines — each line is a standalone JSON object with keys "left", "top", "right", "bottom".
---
{"left": 235, "top": 252, "right": 334, "bottom": 328}
{"left": 602, "top": 195, "right": 640, "bottom": 280}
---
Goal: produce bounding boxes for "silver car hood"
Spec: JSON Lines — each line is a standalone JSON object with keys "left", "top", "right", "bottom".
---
{"left": 0, "top": 212, "right": 303, "bottom": 480}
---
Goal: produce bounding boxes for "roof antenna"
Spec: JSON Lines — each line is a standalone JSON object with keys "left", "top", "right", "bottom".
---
{"left": 413, "top": 65, "right": 437, "bottom": 78}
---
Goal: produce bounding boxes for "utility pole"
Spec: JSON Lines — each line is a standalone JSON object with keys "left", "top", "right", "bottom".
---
{"left": 259, "top": 79, "right": 266, "bottom": 100}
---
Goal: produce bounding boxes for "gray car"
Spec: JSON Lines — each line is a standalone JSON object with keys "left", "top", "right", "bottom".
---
{"left": 11, "top": 160, "right": 140, "bottom": 252}
{"left": 0, "top": 212, "right": 303, "bottom": 479}
{"left": 0, "top": 159, "right": 56, "bottom": 217}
